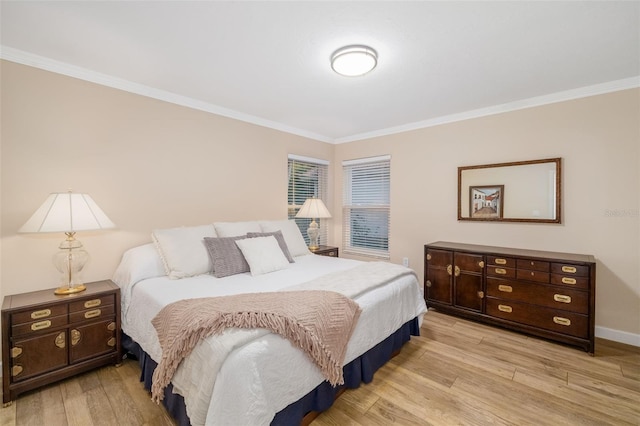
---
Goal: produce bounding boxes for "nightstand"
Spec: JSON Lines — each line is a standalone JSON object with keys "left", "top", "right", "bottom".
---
{"left": 1, "top": 280, "right": 121, "bottom": 405}
{"left": 310, "top": 245, "right": 339, "bottom": 258}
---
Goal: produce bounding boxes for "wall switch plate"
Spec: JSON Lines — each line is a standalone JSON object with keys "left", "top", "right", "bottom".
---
{"left": 402, "top": 257, "right": 409, "bottom": 267}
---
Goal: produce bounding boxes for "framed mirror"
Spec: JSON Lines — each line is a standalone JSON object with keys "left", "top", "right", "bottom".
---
{"left": 458, "top": 158, "right": 561, "bottom": 223}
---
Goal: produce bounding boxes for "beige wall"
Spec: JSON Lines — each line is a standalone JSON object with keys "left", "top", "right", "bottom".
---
{"left": 1, "top": 59, "right": 638, "bottom": 344}
{"left": 333, "top": 89, "right": 640, "bottom": 342}
{"left": 0, "top": 60, "right": 332, "bottom": 296}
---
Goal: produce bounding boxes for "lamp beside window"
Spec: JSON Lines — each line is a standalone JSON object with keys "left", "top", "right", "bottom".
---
{"left": 19, "top": 191, "right": 115, "bottom": 295}
{"left": 295, "top": 198, "right": 331, "bottom": 250}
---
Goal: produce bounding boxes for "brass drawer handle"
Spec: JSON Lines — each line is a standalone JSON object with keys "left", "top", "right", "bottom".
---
{"left": 447, "top": 264, "right": 453, "bottom": 276}
{"left": 477, "top": 291, "right": 484, "bottom": 299}
{"left": 11, "top": 365, "right": 23, "bottom": 378}
{"left": 11, "top": 347, "right": 22, "bottom": 358}
{"left": 84, "top": 309, "right": 102, "bottom": 319}
{"left": 553, "top": 316, "right": 571, "bottom": 326}
{"left": 426, "top": 254, "right": 432, "bottom": 261}
{"left": 30, "top": 309, "right": 51, "bottom": 319}
{"left": 454, "top": 265, "right": 461, "bottom": 277}
{"left": 84, "top": 299, "right": 102, "bottom": 308}
{"left": 426, "top": 280, "right": 432, "bottom": 288}
{"left": 55, "top": 332, "right": 66, "bottom": 348}
{"left": 562, "top": 277, "right": 577, "bottom": 285}
{"left": 478, "top": 261, "right": 485, "bottom": 268}
{"left": 498, "top": 304, "right": 512, "bottom": 313}
{"left": 31, "top": 320, "right": 51, "bottom": 331}
{"left": 498, "top": 284, "right": 513, "bottom": 293}
{"left": 107, "top": 322, "right": 116, "bottom": 331}
{"left": 107, "top": 337, "right": 116, "bottom": 347}
{"left": 553, "top": 294, "right": 572, "bottom": 304}
{"left": 495, "top": 268, "right": 507, "bottom": 275}
{"left": 561, "top": 266, "right": 577, "bottom": 274}
{"left": 71, "top": 329, "right": 81, "bottom": 346}
{"left": 495, "top": 258, "right": 507, "bottom": 265}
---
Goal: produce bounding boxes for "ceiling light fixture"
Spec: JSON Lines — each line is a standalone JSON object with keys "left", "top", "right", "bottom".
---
{"left": 331, "top": 45, "right": 378, "bottom": 77}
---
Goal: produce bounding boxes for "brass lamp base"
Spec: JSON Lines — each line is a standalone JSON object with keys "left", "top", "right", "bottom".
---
{"left": 54, "top": 284, "right": 86, "bottom": 295}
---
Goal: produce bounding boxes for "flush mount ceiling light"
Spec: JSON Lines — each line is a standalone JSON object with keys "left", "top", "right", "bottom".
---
{"left": 331, "top": 45, "right": 378, "bottom": 77}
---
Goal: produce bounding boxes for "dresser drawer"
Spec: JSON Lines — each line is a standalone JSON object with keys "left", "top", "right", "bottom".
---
{"left": 551, "top": 263, "right": 589, "bottom": 277}
{"left": 486, "top": 278, "right": 588, "bottom": 314}
{"left": 486, "top": 298, "right": 588, "bottom": 338}
{"left": 69, "top": 295, "right": 114, "bottom": 313}
{"left": 516, "top": 259, "right": 550, "bottom": 272}
{"left": 550, "top": 274, "right": 589, "bottom": 290}
{"left": 69, "top": 303, "right": 115, "bottom": 324}
{"left": 455, "top": 252, "right": 484, "bottom": 273}
{"left": 487, "top": 256, "right": 515, "bottom": 268}
{"left": 487, "top": 265, "right": 516, "bottom": 279}
{"left": 516, "top": 269, "right": 550, "bottom": 283}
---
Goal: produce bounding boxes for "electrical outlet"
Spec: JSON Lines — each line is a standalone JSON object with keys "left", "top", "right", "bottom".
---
{"left": 402, "top": 257, "right": 409, "bottom": 267}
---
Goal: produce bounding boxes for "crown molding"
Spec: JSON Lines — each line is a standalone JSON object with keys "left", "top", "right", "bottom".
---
{"left": 0, "top": 46, "right": 332, "bottom": 143}
{"left": 3, "top": 46, "right": 637, "bottom": 145}
{"left": 334, "top": 76, "right": 640, "bottom": 144}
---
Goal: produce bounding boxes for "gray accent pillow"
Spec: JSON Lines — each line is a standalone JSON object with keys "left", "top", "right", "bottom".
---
{"left": 203, "top": 235, "right": 250, "bottom": 278}
{"left": 246, "top": 230, "right": 295, "bottom": 263}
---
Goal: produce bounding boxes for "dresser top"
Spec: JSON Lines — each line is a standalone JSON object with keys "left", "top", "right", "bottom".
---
{"left": 425, "top": 241, "right": 596, "bottom": 264}
{"left": 2, "top": 280, "right": 118, "bottom": 312}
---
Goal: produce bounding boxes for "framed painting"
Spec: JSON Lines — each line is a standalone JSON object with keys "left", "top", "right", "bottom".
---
{"left": 469, "top": 185, "right": 504, "bottom": 219}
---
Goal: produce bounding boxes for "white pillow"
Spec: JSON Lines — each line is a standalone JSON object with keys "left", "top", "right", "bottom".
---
{"left": 235, "top": 236, "right": 290, "bottom": 276}
{"left": 259, "top": 220, "right": 310, "bottom": 257}
{"left": 214, "top": 221, "right": 261, "bottom": 237}
{"left": 112, "top": 243, "right": 166, "bottom": 288}
{"left": 152, "top": 225, "right": 217, "bottom": 279}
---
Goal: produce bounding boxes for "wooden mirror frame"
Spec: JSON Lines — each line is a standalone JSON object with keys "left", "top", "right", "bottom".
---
{"left": 458, "top": 158, "right": 562, "bottom": 223}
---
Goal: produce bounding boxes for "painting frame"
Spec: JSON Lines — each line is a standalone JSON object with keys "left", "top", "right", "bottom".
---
{"left": 469, "top": 185, "right": 504, "bottom": 219}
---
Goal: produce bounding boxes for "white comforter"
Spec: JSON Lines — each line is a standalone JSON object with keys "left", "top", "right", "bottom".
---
{"left": 115, "top": 254, "right": 426, "bottom": 425}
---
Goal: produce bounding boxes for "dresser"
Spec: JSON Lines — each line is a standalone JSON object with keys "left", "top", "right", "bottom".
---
{"left": 424, "top": 242, "right": 596, "bottom": 354}
{"left": 2, "top": 280, "right": 121, "bottom": 404}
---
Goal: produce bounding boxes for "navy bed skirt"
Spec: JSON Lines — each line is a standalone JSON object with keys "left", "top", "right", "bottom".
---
{"left": 122, "top": 317, "right": 420, "bottom": 425}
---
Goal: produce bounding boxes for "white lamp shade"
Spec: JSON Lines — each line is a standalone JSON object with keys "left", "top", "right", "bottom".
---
{"left": 295, "top": 198, "right": 332, "bottom": 219}
{"left": 19, "top": 192, "right": 116, "bottom": 233}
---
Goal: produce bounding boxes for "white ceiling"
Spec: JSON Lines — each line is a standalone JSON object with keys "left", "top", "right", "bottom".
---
{"left": 1, "top": 1, "right": 639, "bottom": 143}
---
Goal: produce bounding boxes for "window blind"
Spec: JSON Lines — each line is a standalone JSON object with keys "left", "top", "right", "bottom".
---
{"left": 288, "top": 155, "right": 329, "bottom": 245}
{"left": 342, "top": 155, "right": 390, "bottom": 259}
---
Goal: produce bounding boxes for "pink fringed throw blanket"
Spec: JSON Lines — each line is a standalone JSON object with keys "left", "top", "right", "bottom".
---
{"left": 150, "top": 290, "right": 361, "bottom": 403}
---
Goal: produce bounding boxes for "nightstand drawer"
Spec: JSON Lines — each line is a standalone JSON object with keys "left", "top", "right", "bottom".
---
{"left": 69, "top": 304, "right": 115, "bottom": 324}
{"left": 11, "top": 304, "right": 67, "bottom": 325}
{"left": 12, "top": 314, "right": 68, "bottom": 336}
{"left": 69, "top": 294, "right": 114, "bottom": 312}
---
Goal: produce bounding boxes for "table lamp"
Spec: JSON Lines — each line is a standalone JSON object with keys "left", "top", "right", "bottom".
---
{"left": 295, "top": 197, "right": 331, "bottom": 250}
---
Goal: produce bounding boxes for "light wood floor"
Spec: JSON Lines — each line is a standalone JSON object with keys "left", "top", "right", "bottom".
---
{"left": 1, "top": 310, "right": 638, "bottom": 425}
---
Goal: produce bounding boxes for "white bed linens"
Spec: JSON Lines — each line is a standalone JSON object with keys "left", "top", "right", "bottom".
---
{"left": 115, "top": 254, "right": 427, "bottom": 425}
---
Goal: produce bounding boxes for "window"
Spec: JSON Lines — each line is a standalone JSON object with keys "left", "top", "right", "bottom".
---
{"left": 288, "top": 155, "right": 329, "bottom": 245}
{"left": 342, "top": 155, "right": 390, "bottom": 259}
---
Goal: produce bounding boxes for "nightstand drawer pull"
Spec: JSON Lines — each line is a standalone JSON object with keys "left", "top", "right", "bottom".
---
{"left": 477, "top": 291, "right": 484, "bottom": 299}
{"left": 495, "top": 258, "right": 507, "bottom": 265}
{"left": 426, "top": 280, "right": 432, "bottom": 288}
{"left": 553, "top": 316, "right": 571, "bottom": 326}
{"left": 553, "top": 294, "right": 572, "bottom": 304}
{"left": 562, "top": 277, "right": 577, "bottom": 285}
{"left": 31, "top": 320, "right": 51, "bottom": 331}
{"left": 478, "top": 261, "right": 485, "bottom": 268}
{"left": 447, "top": 264, "right": 453, "bottom": 276}
{"left": 71, "top": 329, "right": 81, "bottom": 346}
{"left": 30, "top": 309, "right": 51, "bottom": 319}
{"left": 55, "top": 332, "right": 66, "bottom": 348}
{"left": 107, "top": 322, "right": 116, "bottom": 331}
{"left": 498, "top": 304, "right": 512, "bottom": 313}
{"left": 84, "top": 299, "right": 102, "bottom": 308}
{"left": 84, "top": 309, "right": 101, "bottom": 319}
{"left": 11, "top": 347, "right": 22, "bottom": 358}
{"left": 11, "top": 365, "right": 23, "bottom": 378}
{"left": 561, "top": 266, "right": 577, "bottom": 274}
{"left": 495, "top": 268, "right": 507, "bottom": 275}
{"left": 498, "top": 284, "right": 513, "bottom": 293}
{"left": 454, "top": 265, "right": 461, "bottom": 277}
{"left": 107, "top": 337, "right": 116, "bottom": 347}
{"left": 426, "top": 254, "right": 432, "bottom": 261}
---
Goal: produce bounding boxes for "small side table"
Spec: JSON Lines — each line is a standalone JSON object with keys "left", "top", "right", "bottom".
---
{"left": 310, "top": 245, "right": 339, "bottom": 258}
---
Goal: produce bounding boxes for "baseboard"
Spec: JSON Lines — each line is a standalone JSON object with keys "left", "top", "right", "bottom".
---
{"left": 595, "top": 326, "right": 640, "bottom": 347}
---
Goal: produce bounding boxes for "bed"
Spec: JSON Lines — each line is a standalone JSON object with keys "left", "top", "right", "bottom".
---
{"left": 112, "top": 220, "right": 427, "bottom": 425}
